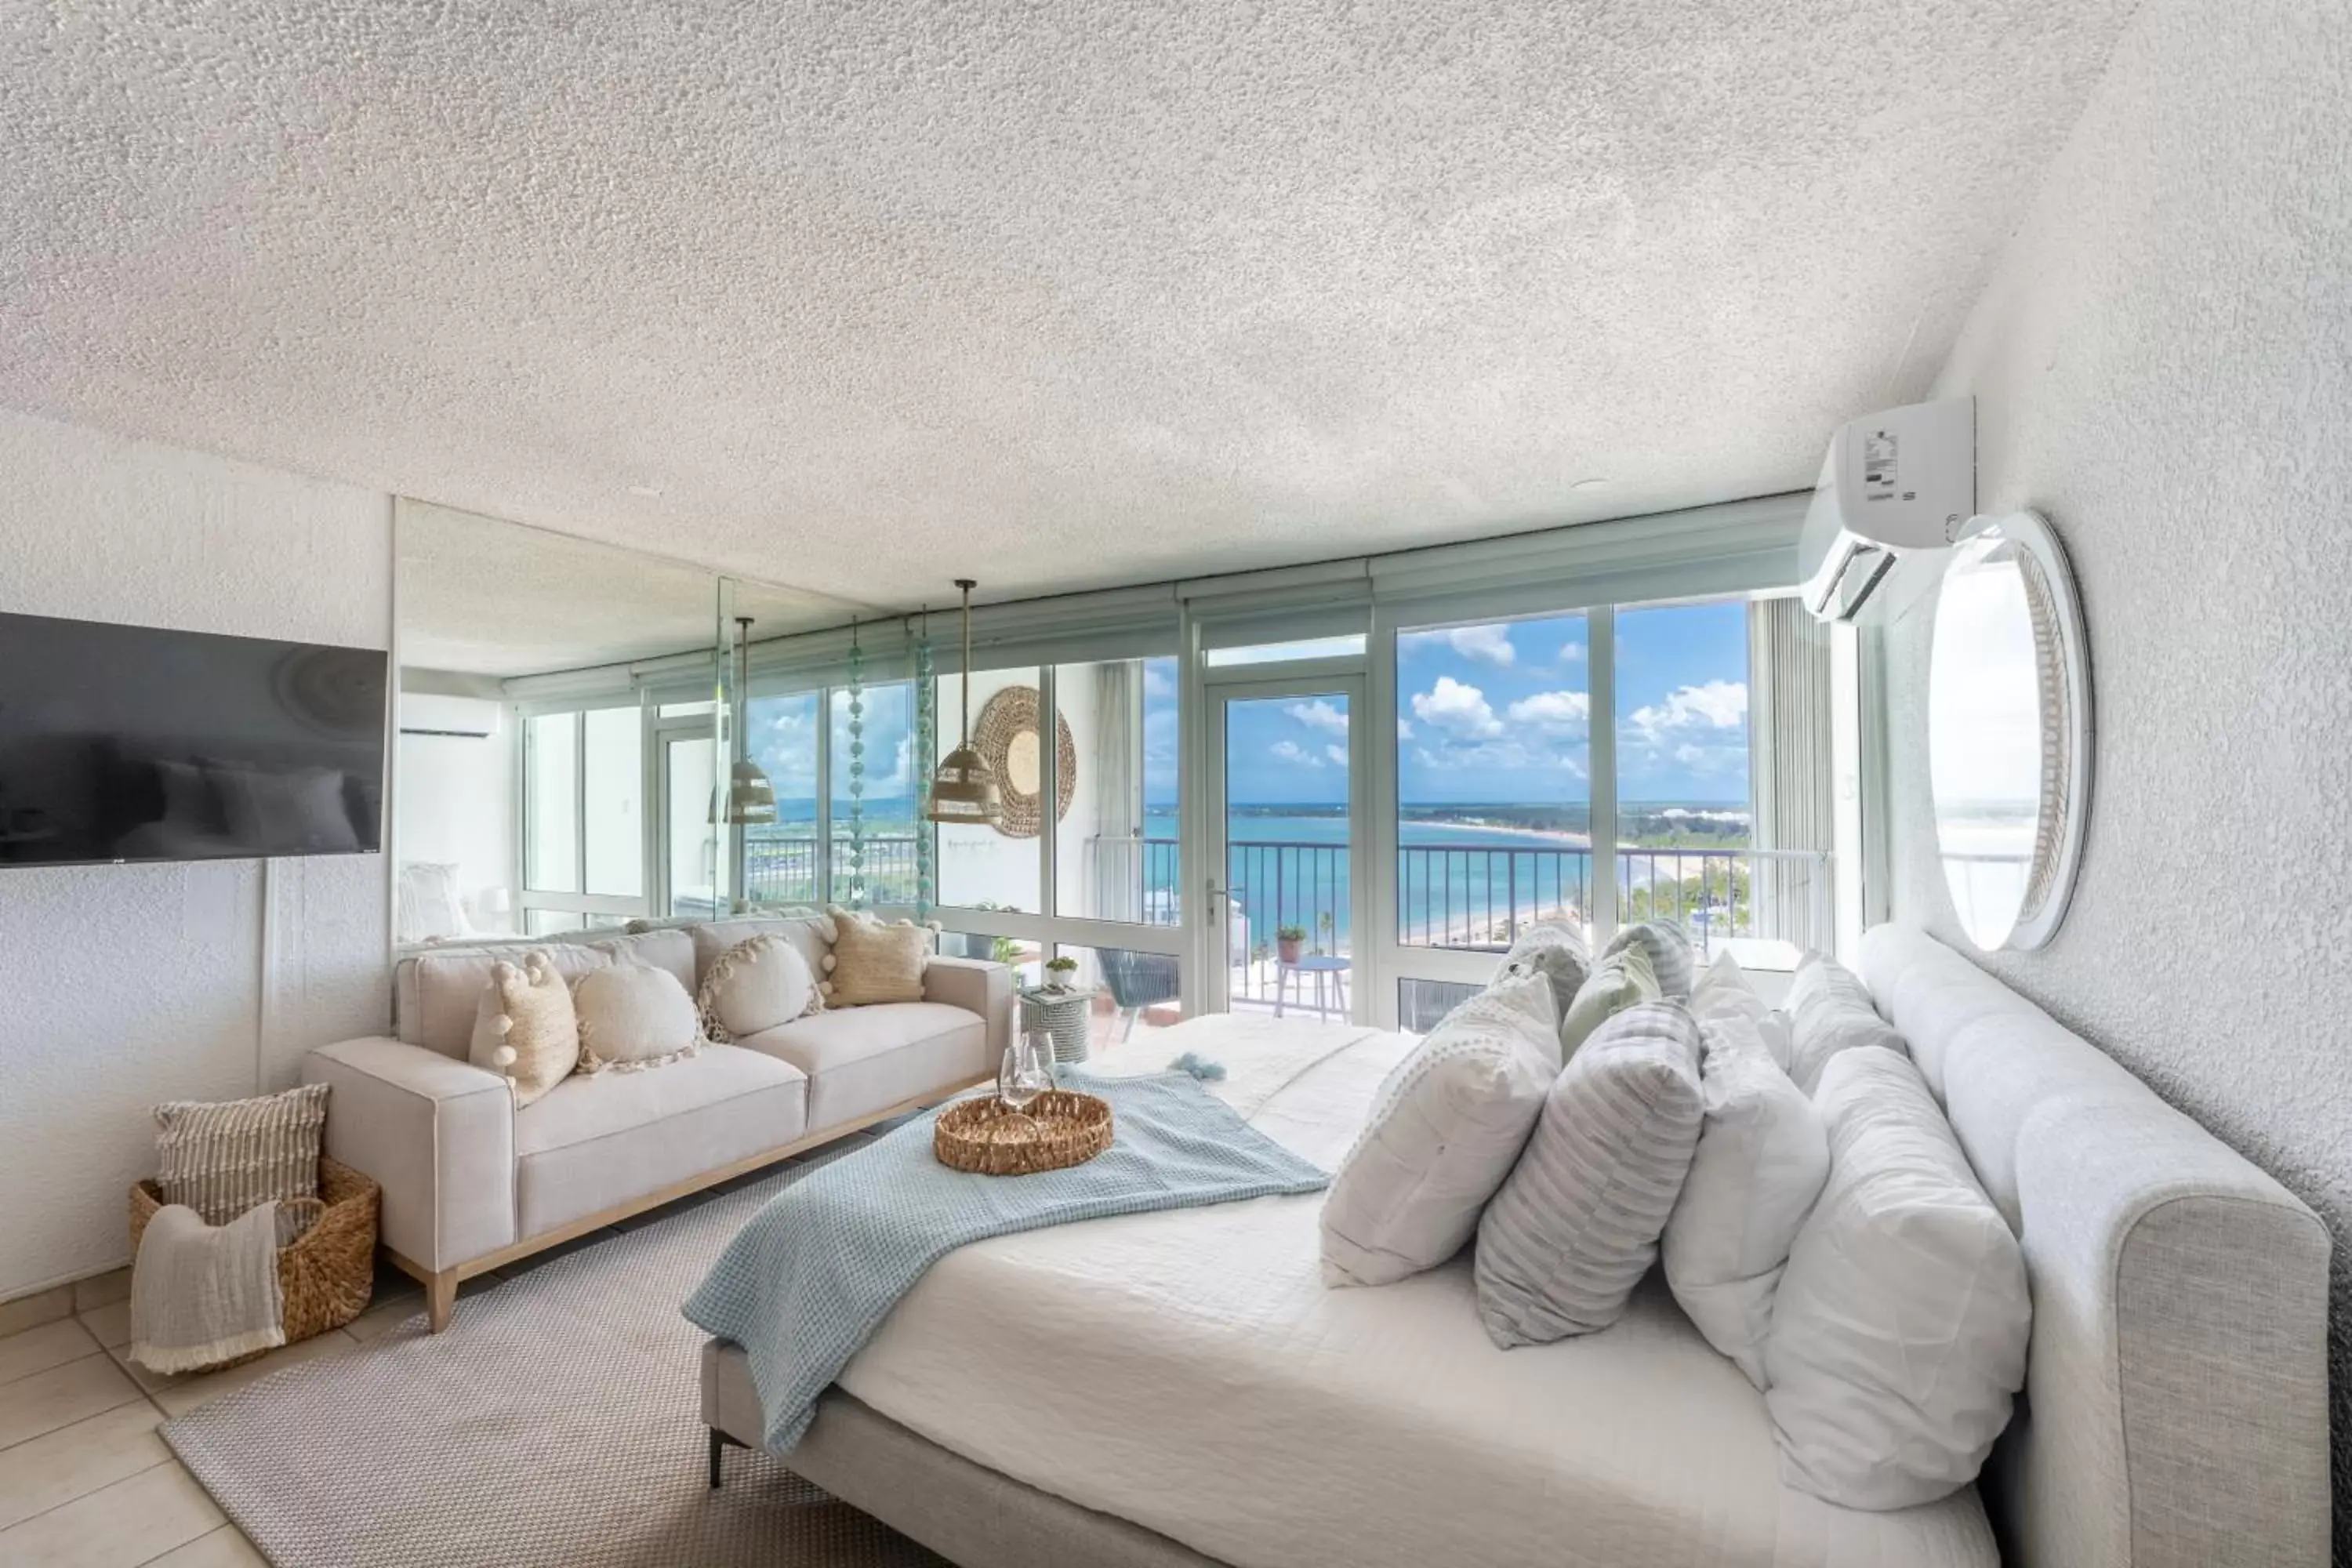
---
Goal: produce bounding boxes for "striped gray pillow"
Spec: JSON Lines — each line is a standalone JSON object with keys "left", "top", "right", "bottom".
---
{"left": 1475, "top": 1000, "right": 1704, "bottom": 1346}
{"left": 1603, "top": 920, "right": 1697, "bottom": 999}
{"left": 154, "top": 1082, "right": 330, "bottom": 1226}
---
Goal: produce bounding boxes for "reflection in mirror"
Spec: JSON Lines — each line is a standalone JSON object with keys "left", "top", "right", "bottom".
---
{"left": 391, "top": 499, "right": 848, "bottom": 950}
{"left": 1928, "top": 510, "right": 2090, "bottom": 951}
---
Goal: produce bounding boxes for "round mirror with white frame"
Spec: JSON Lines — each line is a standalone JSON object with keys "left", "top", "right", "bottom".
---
{"left": 1927, "top": 509, "right": 2092, "bottom": 952}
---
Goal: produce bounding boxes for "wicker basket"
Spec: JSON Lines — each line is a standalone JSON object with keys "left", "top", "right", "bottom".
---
{"left": 127, "top": 1157, "right": 380, "bottom": 1369}
{"left": 935, "top": 1089, "right": 1113, "bottom": 1176}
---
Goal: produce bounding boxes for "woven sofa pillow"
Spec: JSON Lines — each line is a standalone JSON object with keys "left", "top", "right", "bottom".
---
{"left": 1494, "top": 920, "right": 1590, "bottom": 1016}
{"left": 697, "top": 935, "right": 820, "bottom": 1042}
{"left": 1602, "top": 920, "right": 1697, "bottom": 999}
{"left": 826, "top": 910, "right": 929, "bottom": 1007}
{"left": 1765, "top": 1047, "right": 2029, "bottom": 1510}
{"left": 1320, "top": 970, "right": 1559, "bottom": 1288}
{"left": 466, "top": 951, "right": 580, "bottom": 1108}
{"left": 1784, "top": 952, "right": 1910, "bottom": 1094}
{"left": 1661, "top": 1009, "right": 1830, "bottom": 1387}
{"left": 572, "top": 962, "right": 703, "bottom": 1074}
{"left": 1475, "top": 1000, "right": 1704, "bottom": 1347}
{"left": 154, "top": 1080, "right": 332, "bottom": 1225}
{"left": 1558, "top": 944, "right": 1659, "bottom": 1056}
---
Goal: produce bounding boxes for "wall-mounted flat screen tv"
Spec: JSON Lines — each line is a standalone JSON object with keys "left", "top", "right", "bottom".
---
{"left": 0, "top": 611, "right": 387, "bottom": 868}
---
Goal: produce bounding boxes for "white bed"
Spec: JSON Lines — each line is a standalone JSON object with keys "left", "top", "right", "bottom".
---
{"left": 706, "top": 931, "right": 2333, "bottom": 1568}
{"left": 844, "top": 1012, "right": 1992, "bottom": 1568}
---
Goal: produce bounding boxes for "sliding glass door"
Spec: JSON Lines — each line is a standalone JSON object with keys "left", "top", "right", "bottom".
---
{"left": 1204, "top": 674, "right": 1366, "bottom": 1020}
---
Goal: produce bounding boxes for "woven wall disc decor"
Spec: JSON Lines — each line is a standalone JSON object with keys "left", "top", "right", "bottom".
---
{"left": 972, "top": 685, "right": 1076, "bottom": 838}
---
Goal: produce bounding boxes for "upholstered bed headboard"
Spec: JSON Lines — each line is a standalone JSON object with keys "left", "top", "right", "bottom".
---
{"left": 1858, "top": 925, "right": 2331, "bottom": 1568}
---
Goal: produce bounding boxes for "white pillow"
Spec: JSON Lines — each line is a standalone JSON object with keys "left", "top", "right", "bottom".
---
{"left": 1661, "top": 1009, "right": 1829, "bottom": 1387}
{"left": 1784, "top": 952, "right": 1908, "bottom": 1094}
{"left": 695, "top": 934, "right": 818, "bottom": 1042}
{"left": 572, "top": 962, "right": 704, "bottom": 1074}
{"left": 1319, "top": 970, "right": 1559, "bottom": 1287}
{"left": 1764, "top": 1047, "right": 2029, "bottom": 1510}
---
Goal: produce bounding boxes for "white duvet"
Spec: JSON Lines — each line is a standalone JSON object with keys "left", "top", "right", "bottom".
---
{"left": 834, "top": 1014, "right": 1996, "bottom": 1568}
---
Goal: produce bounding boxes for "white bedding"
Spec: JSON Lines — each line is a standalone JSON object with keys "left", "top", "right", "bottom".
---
{"left": 833, "top": 1014, "right": 1997, "bottom": 1568}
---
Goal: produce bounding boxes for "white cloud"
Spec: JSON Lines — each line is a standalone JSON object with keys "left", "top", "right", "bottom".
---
{"left": 1410, "top": 676, "right": 1503, "bottom": 738}
{"left": 1286, "top": 699, "right": 1350, "bottom": 735}
{"left": 1559, "top": 641, "right": 1586, "bottom": 662}
{"left": 1396, "top": 718, "right": 1413, "bottom": 741}
{"left": 1270, "top": 739, "right": 1323, "bottom": 768}
{"left": 1412, "top": 739, "right": 1589, "bottom": 778}
{"left": 1142, "top": 662, "right": 1174, "bottom": 699}
{"left": 1626, "top": 680, "right": 1748, "bottom": 740}
{"left": 1325, "top": 743, "right": 1349, "bottom": 768}
{"left": 1505, "top": 689, "right": 1592, "bottom": 731}
{"left": 1403, "top": 623, "right": 1515, "bottom": 666}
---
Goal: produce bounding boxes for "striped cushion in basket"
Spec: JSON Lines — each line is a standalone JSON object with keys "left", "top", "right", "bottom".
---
{"left": 1475, "top": 1000, "right": 1704, "bottom": 1346}
{"left": 154, "top": 1081, "right": 331, "bottom": 1226}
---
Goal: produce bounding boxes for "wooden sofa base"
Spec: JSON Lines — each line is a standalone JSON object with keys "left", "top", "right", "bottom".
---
{"left": 384, "top": 1073, "right": 990, "bottom": 1330}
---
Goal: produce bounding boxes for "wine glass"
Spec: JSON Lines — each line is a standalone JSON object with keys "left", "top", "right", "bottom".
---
{"left": 999, "top": 1032, "right": 1054, "bottom": 1117}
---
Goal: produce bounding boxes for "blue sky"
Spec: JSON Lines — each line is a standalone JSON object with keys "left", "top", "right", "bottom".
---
{"left": 746, "top": 603, "right": 1750, "bottom": 815}
{"left": 1227, "top": 601, "right": 1751, "bottom": 807}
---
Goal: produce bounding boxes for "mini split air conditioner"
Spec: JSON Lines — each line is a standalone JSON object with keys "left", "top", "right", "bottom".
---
{"left": 1798, "top": 397, "right": 1975, "bottom": 623}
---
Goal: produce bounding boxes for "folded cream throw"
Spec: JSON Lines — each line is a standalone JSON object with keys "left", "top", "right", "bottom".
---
{"left": 131, "top": 1200, "right": 286, "bottom": 1374}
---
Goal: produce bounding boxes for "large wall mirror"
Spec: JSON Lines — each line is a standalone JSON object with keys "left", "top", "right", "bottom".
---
{"left": 391, "top": 501, "right": 855, "bottom": 950}
{"left": 1927, "top": 508, "right": 2092, "bottom": 951}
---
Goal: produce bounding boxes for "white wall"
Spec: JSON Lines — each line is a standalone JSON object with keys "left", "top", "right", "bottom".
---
{"left": 0, "top": 409, "right": 393, "bottom": 1300}
{"left": 395, "top": 688, "right": 515, "bottom": 935}
{"left": 1881, "top": 2, "right": 2352, "bottom": 1539}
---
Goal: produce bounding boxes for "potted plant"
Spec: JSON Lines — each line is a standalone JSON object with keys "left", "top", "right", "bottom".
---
{"left": 1316, "top": 910, "right": 1336, "bottom": 956}
{"left": 1276, "top": 924, "right": 1307, "bottom": 965}
{"left": 1044, "top": 954, "right": 1080, "bottom": 993}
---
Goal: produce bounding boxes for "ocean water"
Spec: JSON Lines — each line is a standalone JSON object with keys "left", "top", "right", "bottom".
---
{"left": 757, "top": 804, "right": 1739, "bottom": 949}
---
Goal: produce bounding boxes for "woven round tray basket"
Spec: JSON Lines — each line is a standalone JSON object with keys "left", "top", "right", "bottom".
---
{"left": 127, "top": 1156, "right": 380, "bottom": 1370}
{"left": 934, "top": 1090, "right": 1113, "bottom": 1176}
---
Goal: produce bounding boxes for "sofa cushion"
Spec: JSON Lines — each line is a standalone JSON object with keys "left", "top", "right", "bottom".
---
{"left": 736, "top": 1002, "right": 987, "bottom": 1129}
{"left": 397, "top": 929, "right": 694, "bottom": 1058}
{"left": 401, "top": 942, "right": 612, "bottom": 1058}
{"left": 514, "top": 1044, "right": 808, "bottom": 1237}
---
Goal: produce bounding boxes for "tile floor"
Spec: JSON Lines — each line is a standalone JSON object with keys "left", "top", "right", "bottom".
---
{"left": 0, "top": 1136, "right": 876, "bottom": 1566}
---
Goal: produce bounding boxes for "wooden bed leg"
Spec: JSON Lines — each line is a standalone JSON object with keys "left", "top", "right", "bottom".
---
{"left": 709, "top": 1428, "right": 727, "bottom": 1490}
{"left": 426, "top": 1270, "right": 458, "bottom": 1333}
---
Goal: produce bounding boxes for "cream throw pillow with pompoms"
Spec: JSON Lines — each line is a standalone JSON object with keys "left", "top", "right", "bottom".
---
{"left": 574, "top": 962, "right": 704, "bottom": 1073}
{"left": 697, "top": 934, "right": 820, "bottom": 1041}
{"left": 468, "top": 952, "right": 581, "bottom": 1108}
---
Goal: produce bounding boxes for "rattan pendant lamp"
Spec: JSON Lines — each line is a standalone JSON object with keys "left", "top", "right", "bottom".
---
{"left": 925, "top": 579, "right": 1000, "bottom": 826}
{"left": 720, "top": 616, "right": 778, "bottom": 826}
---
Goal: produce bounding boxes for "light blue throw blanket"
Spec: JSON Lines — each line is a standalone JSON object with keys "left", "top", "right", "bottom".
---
{"left": 683, "top": 1071, "right": 1330, "bottom": 1451}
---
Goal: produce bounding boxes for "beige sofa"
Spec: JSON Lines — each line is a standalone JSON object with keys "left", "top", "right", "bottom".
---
{"left": 304, "top": 915, "right": 1012, "bottom": 1330}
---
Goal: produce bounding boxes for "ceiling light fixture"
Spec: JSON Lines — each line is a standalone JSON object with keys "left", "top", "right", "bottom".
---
{"left": 924, "top": 579, "right": 1000, "bottom": 826}
{"left": 720, "top": 615, "right": 777, "bottom": 826}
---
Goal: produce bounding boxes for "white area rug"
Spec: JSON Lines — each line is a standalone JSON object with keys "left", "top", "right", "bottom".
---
{"left": 162, "top": 1163, "right": 946, "bottom": 1567}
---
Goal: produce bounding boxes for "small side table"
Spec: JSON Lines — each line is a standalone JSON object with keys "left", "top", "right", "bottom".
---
{"left": 1275, "top": 956, "right": 1352, "bottom": 1020}
{"left": 1020, "top": 986, "right": 1099, "bottom": 1064}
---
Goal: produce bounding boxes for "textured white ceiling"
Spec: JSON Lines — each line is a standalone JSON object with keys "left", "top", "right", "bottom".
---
{"left": 398, "top": 501, "right": 854, "bottom": 678}
{"left": 0, "top": 2, "right": 2134, "bottom": 610}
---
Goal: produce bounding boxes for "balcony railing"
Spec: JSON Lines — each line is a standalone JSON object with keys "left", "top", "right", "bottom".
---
{"left": 742, "top": 829, "right": 1830, "bottom": 996}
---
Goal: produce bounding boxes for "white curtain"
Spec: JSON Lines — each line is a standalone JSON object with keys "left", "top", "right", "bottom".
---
{"left": 1089, "top": 662, "right": 1145, "bottom": 924}
{"left": 1748, "top": 598, "right": 1835, "bottom": 948}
